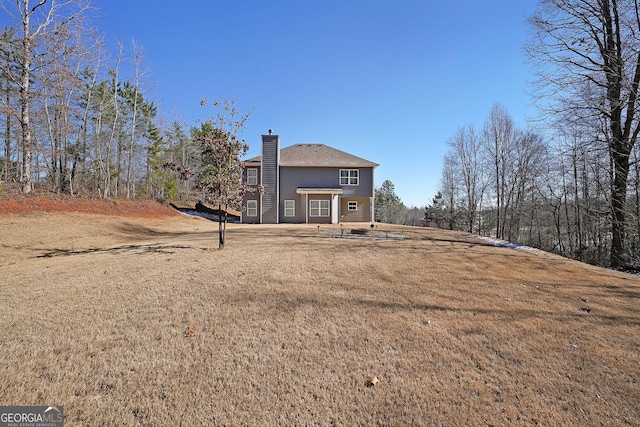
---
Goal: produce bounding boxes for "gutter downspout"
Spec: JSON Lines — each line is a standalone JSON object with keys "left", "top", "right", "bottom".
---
{"left": 260, "top": 168, "right": 263, "bottom": 224}
{"left": 371, "top": 166, "right": 376, "bottom": 223}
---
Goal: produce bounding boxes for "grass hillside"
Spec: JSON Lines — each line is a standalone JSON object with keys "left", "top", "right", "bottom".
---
{"left": 1, "top": 199, "right": 639, "bottom": 425}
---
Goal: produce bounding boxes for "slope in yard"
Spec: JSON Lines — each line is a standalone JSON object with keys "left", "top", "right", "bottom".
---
{"left": 0, "top": 192, "right": 180, "bottom": 218}
{"left": 1, "top": 204, "right": 639, "bottom": 425}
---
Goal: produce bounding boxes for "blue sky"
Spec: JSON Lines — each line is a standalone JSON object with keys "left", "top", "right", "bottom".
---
{"left": 90, "top": 1, "right": 538, "bottom": 206}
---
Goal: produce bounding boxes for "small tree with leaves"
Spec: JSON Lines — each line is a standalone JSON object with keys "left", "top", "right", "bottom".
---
{"left": 166, "top": 99, "right": 256, "bottom": 248}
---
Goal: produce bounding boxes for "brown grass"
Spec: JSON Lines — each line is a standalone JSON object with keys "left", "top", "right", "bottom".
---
{"left": 1, "top": 210, "right": 639, "bottom": 426}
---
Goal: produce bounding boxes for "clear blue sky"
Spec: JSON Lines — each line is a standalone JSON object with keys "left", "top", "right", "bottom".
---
{"left": 62, "top": 1, "right": 545, "bottom": 207}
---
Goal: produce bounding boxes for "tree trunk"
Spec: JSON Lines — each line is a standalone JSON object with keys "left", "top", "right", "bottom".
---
{"left": 218, "top": 203, "right": 226, "bottom": 249}
{"left": 635, "top": 147, "right": 640, "bottom": 256}
{"left": 19, "top": 9, "right": 32, "bottom": 194}
{"left": 127, "top": 84, "right": 138, "bottom": 199}
{"left": 610, "top": 150, "right": 630, "bottom": 267}
{"left": 4, "top": 71, "right": 11, "bottom": 184}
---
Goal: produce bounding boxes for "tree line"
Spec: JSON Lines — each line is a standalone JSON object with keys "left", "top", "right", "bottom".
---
{"left": 374, "top": 179, "right": 425, "bottom": 226}
{"left": 429, "top": 0, "right": 640, "bottom": 270}
{"left": 430, "top": 101, "right": 640, "bottom": 269}
{"left": 0, "top": 0, "right": 208, "bottom": 202}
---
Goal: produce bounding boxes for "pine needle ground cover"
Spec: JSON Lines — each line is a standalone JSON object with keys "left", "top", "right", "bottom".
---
{"left": 1, "top": 209, "right": 639, "bottom": 425}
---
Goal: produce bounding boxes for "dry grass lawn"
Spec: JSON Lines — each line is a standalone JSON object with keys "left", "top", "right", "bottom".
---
{"left": 1, "top": 208, "right": 639, "bottom": 425}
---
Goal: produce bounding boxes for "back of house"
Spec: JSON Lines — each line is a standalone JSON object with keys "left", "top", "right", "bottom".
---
{"left": 242, "top": 131, "right": 379, "bottom": 224}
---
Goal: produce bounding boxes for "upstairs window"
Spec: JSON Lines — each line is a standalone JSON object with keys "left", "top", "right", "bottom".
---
{"left": 246, "top": 168, "right": 258, "bottom": 185}
{"left": 340, "top": 169, "right": 359, "bottom": 186}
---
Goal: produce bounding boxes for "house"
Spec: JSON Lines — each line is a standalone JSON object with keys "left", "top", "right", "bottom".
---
{"left": 241, "top": 131, "right": 379, "bottom": 224}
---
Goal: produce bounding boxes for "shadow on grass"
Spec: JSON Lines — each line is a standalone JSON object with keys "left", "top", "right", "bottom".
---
{"left": 253, "top": 290, "right": 640, "bottom": 327}
{"left": 601, "top": 284, "right": 640, "bottom": 300}
{"left": 36, "top": 243, "right": 192, "bottom": 258}
{"left": 345, "top": 297, "right": 640, "bottom": 327}
{"left": 270, "top": 230, "right": 532, "bottom": 253}
{"left": 115, "top": 222, "right": 212, "bottom": 239}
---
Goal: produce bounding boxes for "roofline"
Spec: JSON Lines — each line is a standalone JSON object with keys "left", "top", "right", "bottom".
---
{"left": 244, "top": 143, "right": 378, "bottom": 167}
{"left": 243, "top": 161, "right": 378, "bottom": 168}
{"left": 281, "top": 163, "right": 379, "bottom": 168}
{"left": 296, "top": 188, "right": 344, "bottom": 195}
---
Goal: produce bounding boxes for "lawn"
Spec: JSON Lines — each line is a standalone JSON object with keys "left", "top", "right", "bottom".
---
{"left": 1, "top": 204, "right": 639, "bottom": 425}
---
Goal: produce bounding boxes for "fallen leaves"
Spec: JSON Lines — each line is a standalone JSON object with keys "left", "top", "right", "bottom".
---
{"left": 366, "top": 376, "right": 380, "bottom": 387}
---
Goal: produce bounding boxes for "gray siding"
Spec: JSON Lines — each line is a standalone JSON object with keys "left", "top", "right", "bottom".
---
{"left": 279, "top": 166, "right": 374, "bottom": 223}
{"left": 241, "top": 166, "right": 261, "bottom": 224}
{"left": 280, "top": 194, "right": 306, "bottom": 223}
{"left": 279, "top": 166, "right": 374, "bottom": 197}
{"left": 242, "top": 197, "right": 261, "bottom": 224}
{"left": 261, "top": 135, "right": 279, "bottom": 223}
{"left": 340, "top": 197, "right": 371, "bottom": 222}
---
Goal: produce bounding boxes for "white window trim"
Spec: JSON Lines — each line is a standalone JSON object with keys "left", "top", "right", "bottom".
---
{"left": 284, "top": 200, "right": 295, "bottom": 217}
{"left": 246, "top": 200, "right": 258, "bottom": 217}
{"left": 246, "top": 168, "right": 258, "bottom": 185}
{"left": 340, "top": 169, "right": 359, "bottom": 186}
{"left": 310, "top": 200, "right": 330, "bottom": 217}
{"left": 348, "top": 201, "right": 358, "bottom": 211}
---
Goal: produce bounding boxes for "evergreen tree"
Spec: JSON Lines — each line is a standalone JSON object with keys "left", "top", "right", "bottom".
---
{"left": 375, "top": 179, "right": 405, "bottom": 224}
{"left": 425, "top": 192, "right": 447, "bottom": 229}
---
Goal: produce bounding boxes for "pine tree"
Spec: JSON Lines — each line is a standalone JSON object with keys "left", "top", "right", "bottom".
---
{"left": 375, "top": 179, "right": 405, "bottom": 224}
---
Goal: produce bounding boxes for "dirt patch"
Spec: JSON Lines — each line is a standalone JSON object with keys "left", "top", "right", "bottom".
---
{"left": 0, "top": 191, "right": 180, "bottom": 218}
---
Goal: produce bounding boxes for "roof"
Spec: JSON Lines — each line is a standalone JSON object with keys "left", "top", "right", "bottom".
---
{"left": 245, "top": 143, "right": 378, "bottom": 168}
{"left": 296, "top": 188, "right": 344, "bottom": 195}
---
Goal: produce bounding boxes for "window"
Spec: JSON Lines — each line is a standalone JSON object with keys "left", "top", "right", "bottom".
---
{"left": 310, "top": 200, "right": 330, "bottom": 217}
{"left": 246, "top": 200, "right": 258, "bottom": 217}
{"left": 284, "top": 200, "right": 295, "bottom": 217}
{"left": 340, "top": 169, "right": 359, "bottom": 185}
{"left": 246, "top": 168, "right": 258, "bottom": 185}
{"left": 348, "top": 201, "right": 358, "bottom": 211}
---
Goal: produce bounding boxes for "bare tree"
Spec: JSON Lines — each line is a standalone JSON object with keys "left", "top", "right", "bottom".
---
{"left": 483, "top": 104, "right": 517, "bottom": 239}
{"left": 1, "top": 0, "right": 91, "bottom": 193}
{"left": 34, "top": 11, "right": 94, "bottom": 193}
{"left": 0, "top": 27, "right": 19, "bottom": 185}
{"left": 439, "top": 152, "right": 459, "bottom": 230}
{"left": 447, "top": 124, "right": 486, "bottom": 233}
{"left": 503, "top": 130, "right": 546, "bottom": 242}
{"left": 632, "top": 141, "right": 640, "bottom": 261}
{"left": 124, "top": 40, "right": 151, "bottom": 198}
{"left": 528, "top": 0, "right": 640, "bottom": 268}
{"left": 439, "top": 105, "right": 546, "bottom": 245}
{"left": 73, "top": 28, "right": 104, "bottom": 194}
{"left": 400, "top": 206, "right": 424, "bottom": 226}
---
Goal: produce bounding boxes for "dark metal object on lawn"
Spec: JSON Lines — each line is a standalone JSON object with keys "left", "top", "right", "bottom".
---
{"left": 351, "top": 228, "right": 369, "bottom": 235}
